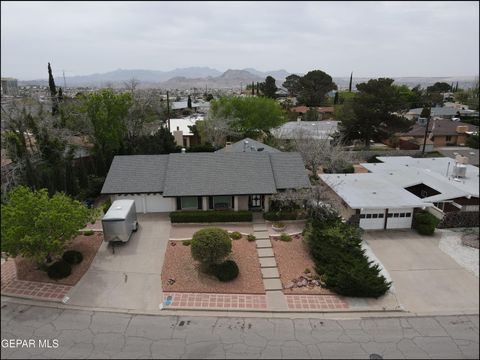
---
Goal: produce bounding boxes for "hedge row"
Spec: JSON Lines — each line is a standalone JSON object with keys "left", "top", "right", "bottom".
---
{"left": 304, "top": 219, "right": 391, "bottom": 298}
{"left": 263, "top": 211, "right": 306, "bottom": 221}
{"left": 170, "top": 210, "right": 252, "bottom": 223}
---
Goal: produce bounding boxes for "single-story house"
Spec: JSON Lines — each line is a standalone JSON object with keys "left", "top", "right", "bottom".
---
{"left": 396, "top": 119, "right": 478, "bottom": 147}
{"left": 321, "top": 173, "right": 431, "bottom": 230}
{"left": 271, "top": 120, "right": 339, "bottom": 143}
{"left": 169, "top": 115, "right": 203, "bottom": 148}
{"left": 216, "top": 138, "right": 281, "bottom": 153}
{"left": 362, "top": 156, "right": 479, "bottom": 214}
{"left": 101, "top": 152, "right": 310, "bottom": 213}
{"left": 290, "top": 106, "right": 334, "bottom": 120}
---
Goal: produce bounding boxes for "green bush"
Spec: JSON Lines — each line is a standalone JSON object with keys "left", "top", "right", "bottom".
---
{"left": 264, "top": 211, "right": 304, "bottom": 221}
{"left": 170, "top": 211, "right": 252, "bottom": 223}
{"left": 279, "top": 233, "right": 292, "bottom": 242}
{"left": 304, "top": 219, "right": 391, "bottom": 298}
{"left": 230, "top": 231, "right": 242, "bottom": 240}
{"left": 182, "top": 240, "right": 191, "bottom": 246}
{"left": 191, "top": 227, "right": 232, "bottom": 266}
{"left": 273, "top": 222, "right": 285, "bottom": 228}
{"left": 47, "top": 260, "right": 72, "bottom": 279}
{"left": 83, "top": 230, "right": 94, "bottom": 236}
{"left": 62, "top": 250, "right": 83, "bottom": 265}
{"left": 210, "top": 260, "right": 239, "bottom": 282}
{"left": 414, "top": 211, "right": 440, "bottom": 235}
{"left": 247, "top": 234, "right": 256, "bottom": 242}
{"left": 102, "top": 198, "right": 112, "bottom": 214}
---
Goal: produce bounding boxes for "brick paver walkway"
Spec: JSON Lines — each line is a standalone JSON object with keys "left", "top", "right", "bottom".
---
{"left": 1, "top": 259, "right": 71, "bottom": 302}
{"left": 286, "top": 294, "right": 349, "bottom": 310}
{"left": 162, "top": 292, "right": 267, "bottom": 310}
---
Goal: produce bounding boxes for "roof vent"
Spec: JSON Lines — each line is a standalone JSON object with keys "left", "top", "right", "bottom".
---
{"left": 115, "top": 206, "right": 122, "bottom": 210}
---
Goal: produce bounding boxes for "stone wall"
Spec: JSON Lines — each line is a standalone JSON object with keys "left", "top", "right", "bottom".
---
{"left": 437, "top": 211, "right": 480, "bottom": 229}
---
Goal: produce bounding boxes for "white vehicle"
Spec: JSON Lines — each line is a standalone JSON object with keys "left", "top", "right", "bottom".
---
{"left": 102, "top": 200, "right": 138, "bottom": 243}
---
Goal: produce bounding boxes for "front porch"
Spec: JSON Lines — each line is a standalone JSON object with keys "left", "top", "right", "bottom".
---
{"left": 175, "top": 194, "right": 271, "bottom": 212}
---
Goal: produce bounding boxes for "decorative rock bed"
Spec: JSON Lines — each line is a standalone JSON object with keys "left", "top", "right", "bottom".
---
{"left": 462, "top": 233, "right": 479, "bottom": 249}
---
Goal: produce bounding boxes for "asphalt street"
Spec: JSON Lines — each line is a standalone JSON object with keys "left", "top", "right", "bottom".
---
{"left": 1, "top": 301, "right": 478, "bottom": 359}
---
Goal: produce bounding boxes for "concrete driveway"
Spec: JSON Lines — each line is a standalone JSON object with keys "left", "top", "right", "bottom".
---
{"left": 67, "top": 213, "right": 170, "bottom": 311}
{"left": 364, "top": 230, "right": 479, "bottom": 315}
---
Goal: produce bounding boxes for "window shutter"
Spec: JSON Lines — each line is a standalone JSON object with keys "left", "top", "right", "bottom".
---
{"left": 209, "top": 196, "right": 213, "bottom": 209}
{"left": 231, "top": 196, "right": 235, "bottom": 209}
{"left": 197, "top": 197, "right": 202, "bottom": 210}
{"left": 176, "top": 197, "right": 181, "bottom": 210}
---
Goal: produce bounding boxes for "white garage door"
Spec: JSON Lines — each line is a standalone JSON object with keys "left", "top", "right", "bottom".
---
{"left": 359, "top": 209, "right": 386, "bottom": 230}
{"left": 113, "top": 194, "right": 146, "bottom": 213}
{"left": 386, "top": 208, "right": 413, "bottom": 229}
{"left": 145, "top": 194, "right": 175, "bottom": 212}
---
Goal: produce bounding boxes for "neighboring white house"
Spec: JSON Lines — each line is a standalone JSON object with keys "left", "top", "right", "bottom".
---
{"left": 168, "top": 114, "right": 203, "bottom": 147}
{"left": 271, "top": 120, "right": 339, "bottom": 142}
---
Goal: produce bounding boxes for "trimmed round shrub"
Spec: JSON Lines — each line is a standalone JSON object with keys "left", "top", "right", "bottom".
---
{"left": 191, "top": 227, "right": 232, "bottom": 265}
{"left": 62, "top": 250, "right": 83, "bottom": 265}
{"left": 230, "top": 231, "right": 242, "bottom": 240}
{"left": 83, "top": 230, "right": 94, "bottom": 236}
{"left": 247, "top": 234, "right": 256, "bottom": 242}
{"left": 47, "top": 260, "right": 72, "bottom": 279}
{"left": 210, "top": 260, "right": 239, "bottom": 282}
{"left": 280, "top": 233, "right": 292, "bottom": 242}
{"left": 414, "top": 211, "right": 440, "bottom": 235}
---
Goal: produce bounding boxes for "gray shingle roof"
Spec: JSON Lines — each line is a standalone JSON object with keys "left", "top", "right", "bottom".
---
{"left": 270, "top": 153, "right": 311, "bottom": 189}
{"left": 101, "top": 152, "right": 311, "bottom": 196}
{"left": 216, "top": 138, "right": 281, "bottom": 153}
{"left": 163, "top": 153, "right": 277, "bottom": 196}
{"left": 100, "top": 155, "right": 169, "bottom": 194}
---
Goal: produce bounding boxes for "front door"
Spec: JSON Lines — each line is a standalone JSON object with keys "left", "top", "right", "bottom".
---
{"left": 249, "top": 195, "right": 263, "bottom": 210}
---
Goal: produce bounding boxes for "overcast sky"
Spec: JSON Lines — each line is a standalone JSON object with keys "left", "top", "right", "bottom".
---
{"left": 1, "top": 1, "right": 479, "bottom": 80}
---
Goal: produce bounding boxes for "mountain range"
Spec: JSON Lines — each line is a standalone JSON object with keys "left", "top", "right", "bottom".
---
{"left": 18, "top": 67, "right": 477, "bottom": 90}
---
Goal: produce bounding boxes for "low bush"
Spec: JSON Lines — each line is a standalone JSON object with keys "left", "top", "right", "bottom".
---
{"left": 210, "top": 260, "right": 239, "bottom": 282}
{"left": 264, "top": 211, "right": 304, "bottom": 221}
{"left": 170, "top": 211, "right": 252, "bottom": 223}
{"left": 230, "top": 231, "right": 242, "bottom": 240}
{"left": 83, "top": 230, "right": 94, "bottom": 236}
{"left": 304, "top": 219, "right": 391, "bottom": 298}
{"left": 191, "top": 227, "right": 232, "bottom": 266}
{"left": 182, "top": 240, "right": 191, "bottom": 246}
{"left": 279, "top": 233, "right": 292, "bottom": 242}
{"left": 247, "top": 234, "right": 256, "bottom": 242}
{"left": 414, "top": 211, "right": 440, "bottom": 235}
{"left": 273, "top": 222, "right": 286, "bottom": 228}
{"left": 62, "top": 250, "right": 83, "bottom": 265}
{"left": 102, "top": 198, "right": 112, "bottom": 214}
{"left": 47, "top": 260, "right": 72, "bottom": 279}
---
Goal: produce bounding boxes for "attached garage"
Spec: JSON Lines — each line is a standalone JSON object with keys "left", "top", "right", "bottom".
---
{"left": 359, "top": 209, "right": 386, "bottom": 230}
{"left": 386, "top": 208, "right": 413, "bottom": 229}
{"left": 112, "top": 194, "right": 175, "bottom": 214}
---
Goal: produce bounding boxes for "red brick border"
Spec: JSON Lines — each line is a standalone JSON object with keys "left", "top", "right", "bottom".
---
{"left": 1, "top": 259, "right": 71, "bottom": 302}
{"left": 286, "top": 294, "right": 349, "bottom": 310}
{"left": 163, "top": 292, "right": 267, "bottom": 310}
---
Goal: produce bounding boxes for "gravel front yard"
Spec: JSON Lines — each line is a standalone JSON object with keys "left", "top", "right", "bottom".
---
{"left": 439, "top": 229, "right": 479, "bottom": 277}
{"left": 15, "top": 232, "right": 103, "bottom": 286}
{"left": 161, "top": 237, "right": 265, "bottom": 294}
{"left": 270, "top": 235, "right": 334, "bottom": 295}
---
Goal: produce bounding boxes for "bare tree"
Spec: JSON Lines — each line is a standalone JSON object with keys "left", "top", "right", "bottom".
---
{"left": 197, "top": 105, "right": 241, "bottom": 148}
{"left": 123, "top": 78, "right": 140, "bottom": 94}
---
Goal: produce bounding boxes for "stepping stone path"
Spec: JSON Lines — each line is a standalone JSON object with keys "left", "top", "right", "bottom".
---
{"left": 252, "top": 213, "right": 288, "bottom": 310}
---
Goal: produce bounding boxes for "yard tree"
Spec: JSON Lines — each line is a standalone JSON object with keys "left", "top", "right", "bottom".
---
{"left": 48, "top": 62, "right": 59, "bottom": 116}
{"left": 348, "top": 72, "right": 353, "bottom": 92}
{"left": 79, "top": 89, "right": 133, "bottom": 175}
{"left": 427, "top": 82, "right": 451, "bottom": 93}
{"left": 1, "top": 186, "right": 97, "bottom": 266}
{"left": 339, "top": 78, "right": 413, "bottom": 148}
{"left": 282, "top": 74, "right": 302, "bottom": 97}
{"left": 207, "top": 96, "right": 285, "bottom": 139}
{"left": 297, "top": 70, "right": 337, "bottom": 107}
{"left": 259, "top": 76, "right": 278, "bottom": 98}
{"left": 333, "top": 92, "right": 339, "bottom": 105}
{"left": 191, "top": 227, "right": 232, "bottom": 267}
{"left": 187, "top": 95, "right": 192, "bottom": 109}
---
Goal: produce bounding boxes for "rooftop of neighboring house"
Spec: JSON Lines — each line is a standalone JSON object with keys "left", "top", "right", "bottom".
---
{"left": 291, "top": 106, "right": 334, "bottom": 114}
{"left": 437, "top": 148, "right": 479, "bottom": 167}
{"left": 407, "top": 107, "right": 477, "bottom": 117}
{"left": 361, "top": 156, "right": 479, "bottom": 202}
{"left": 169, "top": 115, "right": 203, "bottom": 136}
{"left": 271, "top": 120, "right": 339, "bottom": 140}
{"left": 399, "top": 119, "right": 478, "bottom": 137}
{"left": 216, "top": 138, "right": 281, "bottom": 153}
{"left": 101, "top": 152, "right": 310, "bottom": 197}
{"left": 171, "top": 100, "right": 210, "bottom": 110}
{"left": 320, "top": 173, "right": 431, "bottom": 210}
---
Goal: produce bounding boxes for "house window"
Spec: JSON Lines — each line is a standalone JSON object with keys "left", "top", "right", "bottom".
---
{"left": 360, "top": 214, "right": 366, "bottom": 219}
{"left": 400, "top": 213, "right": 406, "bottom": 218}
{"left": 181, "top": 196, "right": 198, "bottom": 210}
{"left": 446, "top": 136, "right": 452, "bottom": 142}
{"left": 366, "top": 214, "right": 372, "bottom": 219}
{"left": 372, "top": 214, "right": 378, "bottom": 218}
{"left": 387, "top": 213, "right": 393, "bottom": 218}
{"left": 379, "top": 214, "right": 384, "bottom": 218}
{"left": 406, "top": 213, "right": 411, "bottom": 217}
{"left": 393, "top": 213, "right": 399, "bottom": 217}
{"left": 213, "top": 196, "right": 232, "bottom": 209}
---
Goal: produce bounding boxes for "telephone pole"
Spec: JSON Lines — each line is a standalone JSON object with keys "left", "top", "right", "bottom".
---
{"left": 166, "top": 91, "right": 171, "bottom": 131}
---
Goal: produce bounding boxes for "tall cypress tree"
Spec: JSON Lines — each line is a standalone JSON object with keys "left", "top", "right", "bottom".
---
{"left": 348, "top": 72, "right": 353, "bottom": 92}
{"left": 48, "top": 62, "right": 59, "bottom": 115}
{"left": 256, "top": 82, "right": 259, "bottom": 95}
{"left": 333, "top": 91, "right": 339, "bottom": 105}
{"left": 251, "top": 81, "right": 254, "bottom": 95}
{"left": 187, "top": 95, "right": 192, "bottom": 109}
{"left": 455, "top": 81, "right": 459, "bottom": 92}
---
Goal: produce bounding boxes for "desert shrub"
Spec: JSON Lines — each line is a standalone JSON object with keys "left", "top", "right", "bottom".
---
{"left": 83, "top": 230, "right": 94, "bottom": 236}
{"left": 47, "top": 260, "right": 72, "bottom": 279}
{"left": 210, "top": 260, "right": 239, "bottom": 282}
{"left": 62, "top": 250, "right": 83, "bottom": 265}
{"left": 191, "top": 227, "right": 232, "bottom": 266}
{"left": 304, "top": 219, "right": 391, "bottom": 298}
{"left": 279, "top": 233, "right": 292, "bottom": 242}
{"left": 182, "top": 240, "right": 191, "bottom": 246}
{"left": 414, "top": 211, "right": 440, "bottom": 235}
{"left": 170, "top": 211, "right": 252, "bottom": 223}
{"left": 230, "top": 231, "right": 242, "bottom": 240}
{"left": 247, "top": 234, "right": 256, "bottom": 242}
